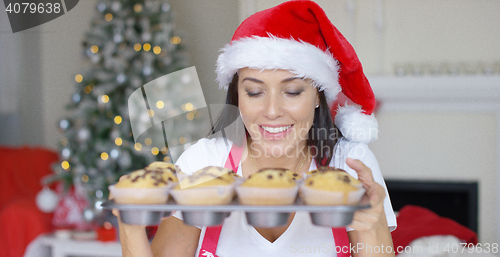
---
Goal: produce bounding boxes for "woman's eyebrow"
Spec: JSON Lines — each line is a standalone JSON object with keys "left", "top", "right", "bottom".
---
{"left": 281, "top": 76, "right": 303, "bottom": 83}
{"left": 241, "top": 77, "right": 263, "bottom": 83}
{"left": 241, "top": 76, "right": 304, "bottom": 84}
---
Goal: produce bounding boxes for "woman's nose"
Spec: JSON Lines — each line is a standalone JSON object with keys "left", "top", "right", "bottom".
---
{"left": 263, "top": 94, "right": 284, "bottom": 119}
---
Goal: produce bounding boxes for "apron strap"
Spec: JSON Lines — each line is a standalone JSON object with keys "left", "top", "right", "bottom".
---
{"left": 199, "top": 143, "right": 352, "bottom": 257}
{"left": 198, "top": 143, "right": 243, "bottom": 257}
{"left": 332, "top": 227, "right": 351, "bottom": 257}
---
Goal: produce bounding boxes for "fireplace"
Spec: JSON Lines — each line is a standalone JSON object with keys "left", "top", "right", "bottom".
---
{"left": 385, "top": 180, "right": 478, "bottom": 233}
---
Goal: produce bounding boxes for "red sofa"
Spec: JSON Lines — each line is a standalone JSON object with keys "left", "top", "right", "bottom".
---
{"left": 0, "top": 146, "right": 59, "bottom": 257}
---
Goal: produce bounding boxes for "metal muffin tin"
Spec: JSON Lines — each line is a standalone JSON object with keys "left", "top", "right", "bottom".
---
{"left": 102, "top": 198, "right": 370, "bottom": 227}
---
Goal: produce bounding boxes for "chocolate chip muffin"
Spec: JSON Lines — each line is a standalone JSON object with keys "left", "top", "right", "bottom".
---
{"left": 145, "top": 161, "right": 179, "bottom": 185}
{"left": 301, "top": 166, "right": 364, "bottom": 205}
{"left": 236, "top": 168, "right": 299, "bottom": 205}
{"left": 110, "top": 164, "right": 180, "bottom": 205}
{"left": 240, "top": 168, "right": 296, "bottom": 188}
{"left": 170, "top": 166, "right": 238, "bottom": 205}
{"left": 174, "top": 166, "right": 237, "bottom": 189}
{"left": 304, "top": 167, "right": 361, "bottom": 192}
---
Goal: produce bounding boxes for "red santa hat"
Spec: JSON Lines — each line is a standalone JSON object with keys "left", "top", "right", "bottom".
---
{"left": 216, "top": 0, "right": 378, "bottom": 144}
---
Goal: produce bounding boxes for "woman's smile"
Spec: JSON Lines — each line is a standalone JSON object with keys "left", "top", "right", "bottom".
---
{"left": 259, "top": 124, "right": 293, "bottom": 140}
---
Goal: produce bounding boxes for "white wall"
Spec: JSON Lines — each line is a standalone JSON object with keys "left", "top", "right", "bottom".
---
{"left": 369, "top": 76, "right": 500, "bottom": 244}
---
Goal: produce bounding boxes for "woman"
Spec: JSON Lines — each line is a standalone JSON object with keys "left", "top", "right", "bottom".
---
{"left": 116, "top": 1, "right": 397, "bottom": 256}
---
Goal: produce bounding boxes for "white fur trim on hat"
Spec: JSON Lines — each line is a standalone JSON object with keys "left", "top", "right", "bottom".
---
{"left": 335, "top": 105, "right": 378, "bottom": 144}
{"left": 216, "top": 36, "right": 341, "bottom": 103}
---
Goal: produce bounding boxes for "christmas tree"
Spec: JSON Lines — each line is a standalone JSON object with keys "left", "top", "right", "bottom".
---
{"left": 49, "top": 0, "right": 206, "bottom": 223}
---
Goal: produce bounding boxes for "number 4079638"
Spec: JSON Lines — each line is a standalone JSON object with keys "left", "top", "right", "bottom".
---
{"left": 5, "top": 2, "right": 62, "bottom": 14}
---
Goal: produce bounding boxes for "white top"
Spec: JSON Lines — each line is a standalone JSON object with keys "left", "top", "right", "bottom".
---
{"left": 174, "top": 137, "right": 397, "bottom": 257}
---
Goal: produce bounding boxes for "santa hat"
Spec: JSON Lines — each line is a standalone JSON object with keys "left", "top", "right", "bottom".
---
{"left": 216, "top": 0, "right": 378, "bottom": 144}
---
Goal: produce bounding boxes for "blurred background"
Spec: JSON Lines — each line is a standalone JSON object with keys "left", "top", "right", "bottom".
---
{"left": 0, "top": 0, "right": 498, "bottom": 255}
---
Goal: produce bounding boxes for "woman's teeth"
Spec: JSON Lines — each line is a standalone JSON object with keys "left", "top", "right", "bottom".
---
{"left": 261, "top": 125, "right": 292, "bottom": 134}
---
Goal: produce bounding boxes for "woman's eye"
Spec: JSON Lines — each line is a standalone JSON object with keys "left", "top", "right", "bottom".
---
{"left": 246, "top": 91, "right": 262, "bottom": 97}
{"left": 286, "top": 91, "right": 302, "bottom": 96}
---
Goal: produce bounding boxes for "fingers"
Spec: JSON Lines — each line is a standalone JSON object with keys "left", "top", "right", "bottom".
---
{"left": 346, "top": 158, "right": 386, "bottom": 207}
{"left": 108, "top": 191, "right": 120, "bottom": 218}
{"left": 346, "top": 158, "right": 374, "bottom": 186}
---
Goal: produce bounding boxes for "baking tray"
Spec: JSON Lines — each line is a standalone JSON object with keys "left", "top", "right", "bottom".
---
{"left": 102, "top": 197, "right": 370, "bottom": 228}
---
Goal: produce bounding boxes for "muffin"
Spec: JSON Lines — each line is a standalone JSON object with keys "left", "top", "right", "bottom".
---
{"left": 236, "top": 168, "right": 299, "bottom": 205}
{"left": 285, "top": 170, "right": 302, "bottom": 181}
{"left": 145, "top": 161, "right": 179, "bottom": 184}
{"left": 170, "top": 166, "right": 237, "bottom": 205}
{"left": 301, "top": 166, "right": 365, "bottom": 205}
{"left": 305, "top": 166, "right": 343, "bottom": 176}
{"left": 109, "top": 162, "right": 179, "bottom": 204}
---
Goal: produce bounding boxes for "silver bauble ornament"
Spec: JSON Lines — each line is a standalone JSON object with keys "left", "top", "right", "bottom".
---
{"left": 61, "top": 148, "right": 71, "bottom": 159}
{"left": 77, "top": 127, "right": 91, "bottom": 142}
{"left": 97, "top": 2, "right": 106, "bottom": 12}
{"left": 59, "top": 119, "right": 70, "bottom": 131}
{"left": 83, "top": 208, "right": 95, "bottom": 222}
{"left": 111, "top": 1, "right": 121, "bottom": 12}
{"left": 36, "top": 186, "right": 59, "bottom": 213}
{"left": 72, "top": 93, "right": 81, "bottom": 103}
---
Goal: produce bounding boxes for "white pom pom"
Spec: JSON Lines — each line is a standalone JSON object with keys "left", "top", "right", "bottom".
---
{"left": 335, "top": 105, "right": 378, "bottom": 144}
{"left": 36, "top": 186, "right": 60, "bottom": 213}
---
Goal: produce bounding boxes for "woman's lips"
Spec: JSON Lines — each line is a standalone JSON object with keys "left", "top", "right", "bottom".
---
{"left": 259, "top": 125, "right": 293, "bottom": 140}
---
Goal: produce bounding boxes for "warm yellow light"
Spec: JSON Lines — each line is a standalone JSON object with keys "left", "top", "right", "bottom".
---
{"left": 101, "top": 95, "right": 109, "bottom": 103}
{"left": 153, "top": 46, "right": 161, "bottom": 55}
{"left": 101, "top": 152, "right": 109, "bottom": 160}
{"left": 147, "top": 109, "right": 154, "bottom": 117}
{"left": 151, "top": 147, "right": 159, "bottom": 155}
{"left": 61, "top": 161, "right": 70, "bottom": 170}
{"left": 186, "top": 112, "right": 194, "bottom": 120}
{"left": 81, "top": 174, "right": 89, "bottom": 183}
{"left": 144, "top": 137, "right": 152, "bottom": 146}
{"left": 156, "top": 101, "right": 164, "bottom": 109}
{"left": 170, "top": 36, "right": 181, "bottom": 44}
{"left": 115, "top": 137, "right": 123, "bottom": 146}
{"left": 161, "top": 147, "right": 168, "bottom": 154}
{"left": 134, "top": 43, "right": 142, "bottom": 51}
{"left": 163, "top": 156, "right": 171, "bottom": 163}
{"left": 179, "top": 137, "right": 186, "bottom": 144}
{"left": 84, "top": 85, "right": 92, "bottom": 94}
{"left": 75, "top": 74, "right": 83, "bottom": 83}
{"left": 134, "top": 143, "right": 142, "bottom": 151}
{"left": 134, "top": 4, "right": 142, "bottom": 12}
{"left": 114, "top": 115, "right": 122, "bottom": 124}
{"left": 184, "top": 103, "right": 193, "bottom": 111}
{"left": 90, "top": 45, "right": 99, "bottom": 53}
{"left": 105, "top": 13, "right": 113, "bottom": 22}
{"left": 143, "top": 43, "right": 151, "bottom": 51}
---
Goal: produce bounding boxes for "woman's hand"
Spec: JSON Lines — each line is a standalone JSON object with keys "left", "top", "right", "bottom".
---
{"left": 346, "top": 158, "right": 395, "bottom": 257}
{"left": 346, "top": 158, "right": 387, "bottom": 232}
{"left": 109, "top": 175, "right": 153, "bottom": 257}
{"left": 109, "top": 175, "right": 126, "bottom": 219}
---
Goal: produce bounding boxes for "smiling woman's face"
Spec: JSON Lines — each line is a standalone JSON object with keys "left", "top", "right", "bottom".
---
{"left": 237, "top": 68, "right": 319, "bottom": 158}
